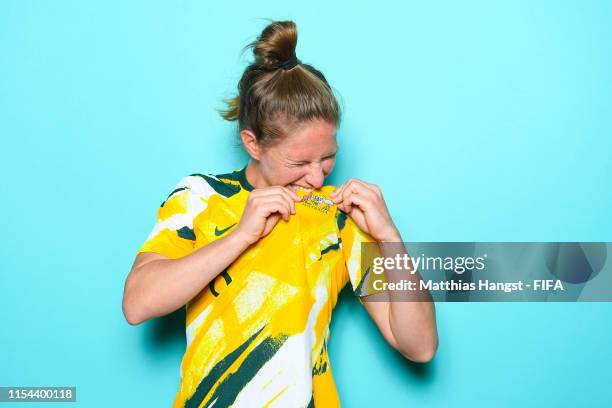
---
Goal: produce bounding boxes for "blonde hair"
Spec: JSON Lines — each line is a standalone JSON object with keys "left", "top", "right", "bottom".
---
{"left": 219, "top": 20, "right": 341, "bottom": 146}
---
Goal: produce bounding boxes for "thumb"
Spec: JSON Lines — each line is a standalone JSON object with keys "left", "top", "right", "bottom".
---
{"left": 262, "top": 213, "right": 282, "bottom": 237}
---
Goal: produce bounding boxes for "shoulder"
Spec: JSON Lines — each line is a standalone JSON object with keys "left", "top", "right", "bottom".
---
{"left": 163, "top": 174, "right": 215, "bottom": 202}
{"left": 163, "top": 168, "right": 248, "bottom": 206}
{"left": 158, "top": 170, "right": 244, "bottom": 217}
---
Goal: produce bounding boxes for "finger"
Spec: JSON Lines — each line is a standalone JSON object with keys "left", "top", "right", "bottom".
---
{"left": 348, "top": 181, "right": 378, "bottom": 202}
{"left": 259, "top": 198, "right": 291, "bottom": 221}
{"left": 259, "top": 202, "right": 289, "bottom": 222}
{"left": 339, "top": 181, "right": 376, "bottom": 207}
{"left": 337, "top": 187, "right": 377, "bottom": 216}
{"left": 337, "top": 192, "right": 367, "bottom": 215}
{"left": 332, "top": 179, "right": 362, "bottom": 202}
{"left": 255, "top": 187, "right": 299, "bottom": 213}
{"left": 336, "top": 185, "right": 353, "bottom": 212}
{"left": 332, "top": 178, "right": 380, "bottom": 200}
{"left": 257, "top": 185, "right": 301, "bottom": 202}
{"left": 262, "top": 213, "right": 282, "bottom": 236}
{"left": 337, "top": 193, "right": 367, "bottom": 214}
{"left": 260, "top": 185, "right": 301, "bottom": 202}
{"left": 269, "top": 197, "right": 292, "bottom": 221}
{"left": 274, "top": 191, "right": 296, "bottom": 215}
{"left": 330, "top": 183, "right": 347, "bottom": 203}
{"left": 330, "top": 182, "right": 346, "bottom": 196}
{"left": 351, "top": 178, "right": 381, "bottom": 197}
{"left": 281, "top": 186, "right": 303, "bottom": 202}
{"left": 254, "top": 190, "right": 296, "bottom": 214}
{"left": 344, "top": 178, "right": 378, "bottom": 197}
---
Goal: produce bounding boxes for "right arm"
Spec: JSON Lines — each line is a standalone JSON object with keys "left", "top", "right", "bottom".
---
{"left": 122, "top": 185, "right": 301, "bottom": 325}
{"left": 122, "top": 230, "right": 250, "bottom": 325}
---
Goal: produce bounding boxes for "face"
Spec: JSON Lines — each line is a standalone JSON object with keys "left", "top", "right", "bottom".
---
{"left": 246, "top": 119, "right": 337, "bottom": 191}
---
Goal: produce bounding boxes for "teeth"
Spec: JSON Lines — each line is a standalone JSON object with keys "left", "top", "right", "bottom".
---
{"left": 293, "top": 185, "right": 309, "bottom": 191}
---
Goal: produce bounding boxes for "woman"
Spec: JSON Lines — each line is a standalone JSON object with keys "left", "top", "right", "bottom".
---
{"left": 123, "top": 20, "right": 438, "bottom": 408}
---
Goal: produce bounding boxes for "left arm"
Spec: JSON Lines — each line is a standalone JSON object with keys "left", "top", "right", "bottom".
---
{"left": 330, "top": 179, "right": 438, "bottom": 363}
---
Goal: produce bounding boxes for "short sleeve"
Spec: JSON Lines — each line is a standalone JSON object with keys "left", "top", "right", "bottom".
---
{"left": 137, "top": 175, "right": 208, "bottom": 259}
{"left": 337, "top": 210, "right": 381, "bottom": 298}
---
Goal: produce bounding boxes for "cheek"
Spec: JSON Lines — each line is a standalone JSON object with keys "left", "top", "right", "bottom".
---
{"left": 261, "top": 155, "right": 299, "bottom": 184}
{"left": 323, "top": 158, "right": 336, "bottom": 175}
{"left": 276, "top": 167, "right": 307, "bottom": 186}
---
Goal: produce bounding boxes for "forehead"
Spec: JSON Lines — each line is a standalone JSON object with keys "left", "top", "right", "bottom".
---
{"left": 276, "top": 120, "right": 337, "bottom": 158}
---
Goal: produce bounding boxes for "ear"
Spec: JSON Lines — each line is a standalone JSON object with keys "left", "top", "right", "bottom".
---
{"left": 240, "top": 129, "right": 262, "bottom": 160}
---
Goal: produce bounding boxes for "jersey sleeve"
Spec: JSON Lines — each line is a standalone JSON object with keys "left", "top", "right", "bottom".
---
{"left": 137, "top": 175, "right": 208, "bottom": 259}
{"left": 337, "top": 210, "right": 382, "bottom": 299}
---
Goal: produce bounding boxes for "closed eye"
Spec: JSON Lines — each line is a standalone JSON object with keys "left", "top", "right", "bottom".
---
{"left": 289, "top": 161, "right": 309, "bottom": 167}
{"left": 288, "top": 154, "right": 336, "bottom": 166}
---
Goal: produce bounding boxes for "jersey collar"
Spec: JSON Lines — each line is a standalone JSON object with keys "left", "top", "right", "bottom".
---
{"left": 236, "top": 165, "right": 254, "bottom": 192}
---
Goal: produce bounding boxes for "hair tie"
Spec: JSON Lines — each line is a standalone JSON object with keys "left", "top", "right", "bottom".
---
{"left": 278, "top": 54, "right": 299, "bottom": 70}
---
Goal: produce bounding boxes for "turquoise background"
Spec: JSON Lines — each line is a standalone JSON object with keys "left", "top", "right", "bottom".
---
{"left": 1, "top": 1, "right": 611, "bottom": 407}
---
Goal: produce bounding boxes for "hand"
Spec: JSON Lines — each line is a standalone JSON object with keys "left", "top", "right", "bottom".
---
{"left": 233, "top": 186, "right": 302, "bottom": 245}
{"left": 330, "top": 178, "right": 401, "bottom": 242}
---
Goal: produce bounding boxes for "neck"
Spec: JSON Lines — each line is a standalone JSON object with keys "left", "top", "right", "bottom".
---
{"left": 245, "top": 161, "right": 268, "bottom": 189}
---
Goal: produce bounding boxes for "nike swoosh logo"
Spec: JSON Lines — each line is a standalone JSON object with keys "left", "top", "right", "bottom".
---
{"left": 214, "top": 223, "right": 237, "bottom": 236}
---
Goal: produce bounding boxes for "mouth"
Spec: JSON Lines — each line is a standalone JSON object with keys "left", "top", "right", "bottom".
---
{"left": 288, "top": 184, "right": 311, "bottom": 192}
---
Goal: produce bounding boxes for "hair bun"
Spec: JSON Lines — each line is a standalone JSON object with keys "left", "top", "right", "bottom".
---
{"left": 250, "top": 20, "right": 298, "bottom": 70}
{"left": 220, "top": 19, "right": 340, "bottom": 143}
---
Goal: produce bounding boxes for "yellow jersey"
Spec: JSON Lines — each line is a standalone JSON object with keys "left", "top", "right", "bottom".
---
{"left": 137, "top": 166, "right": 375, "bottom": 407}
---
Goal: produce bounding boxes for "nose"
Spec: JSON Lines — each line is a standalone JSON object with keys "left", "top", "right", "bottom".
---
{"left": 305, "top": 162, "right": 325, "bottom": 189}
